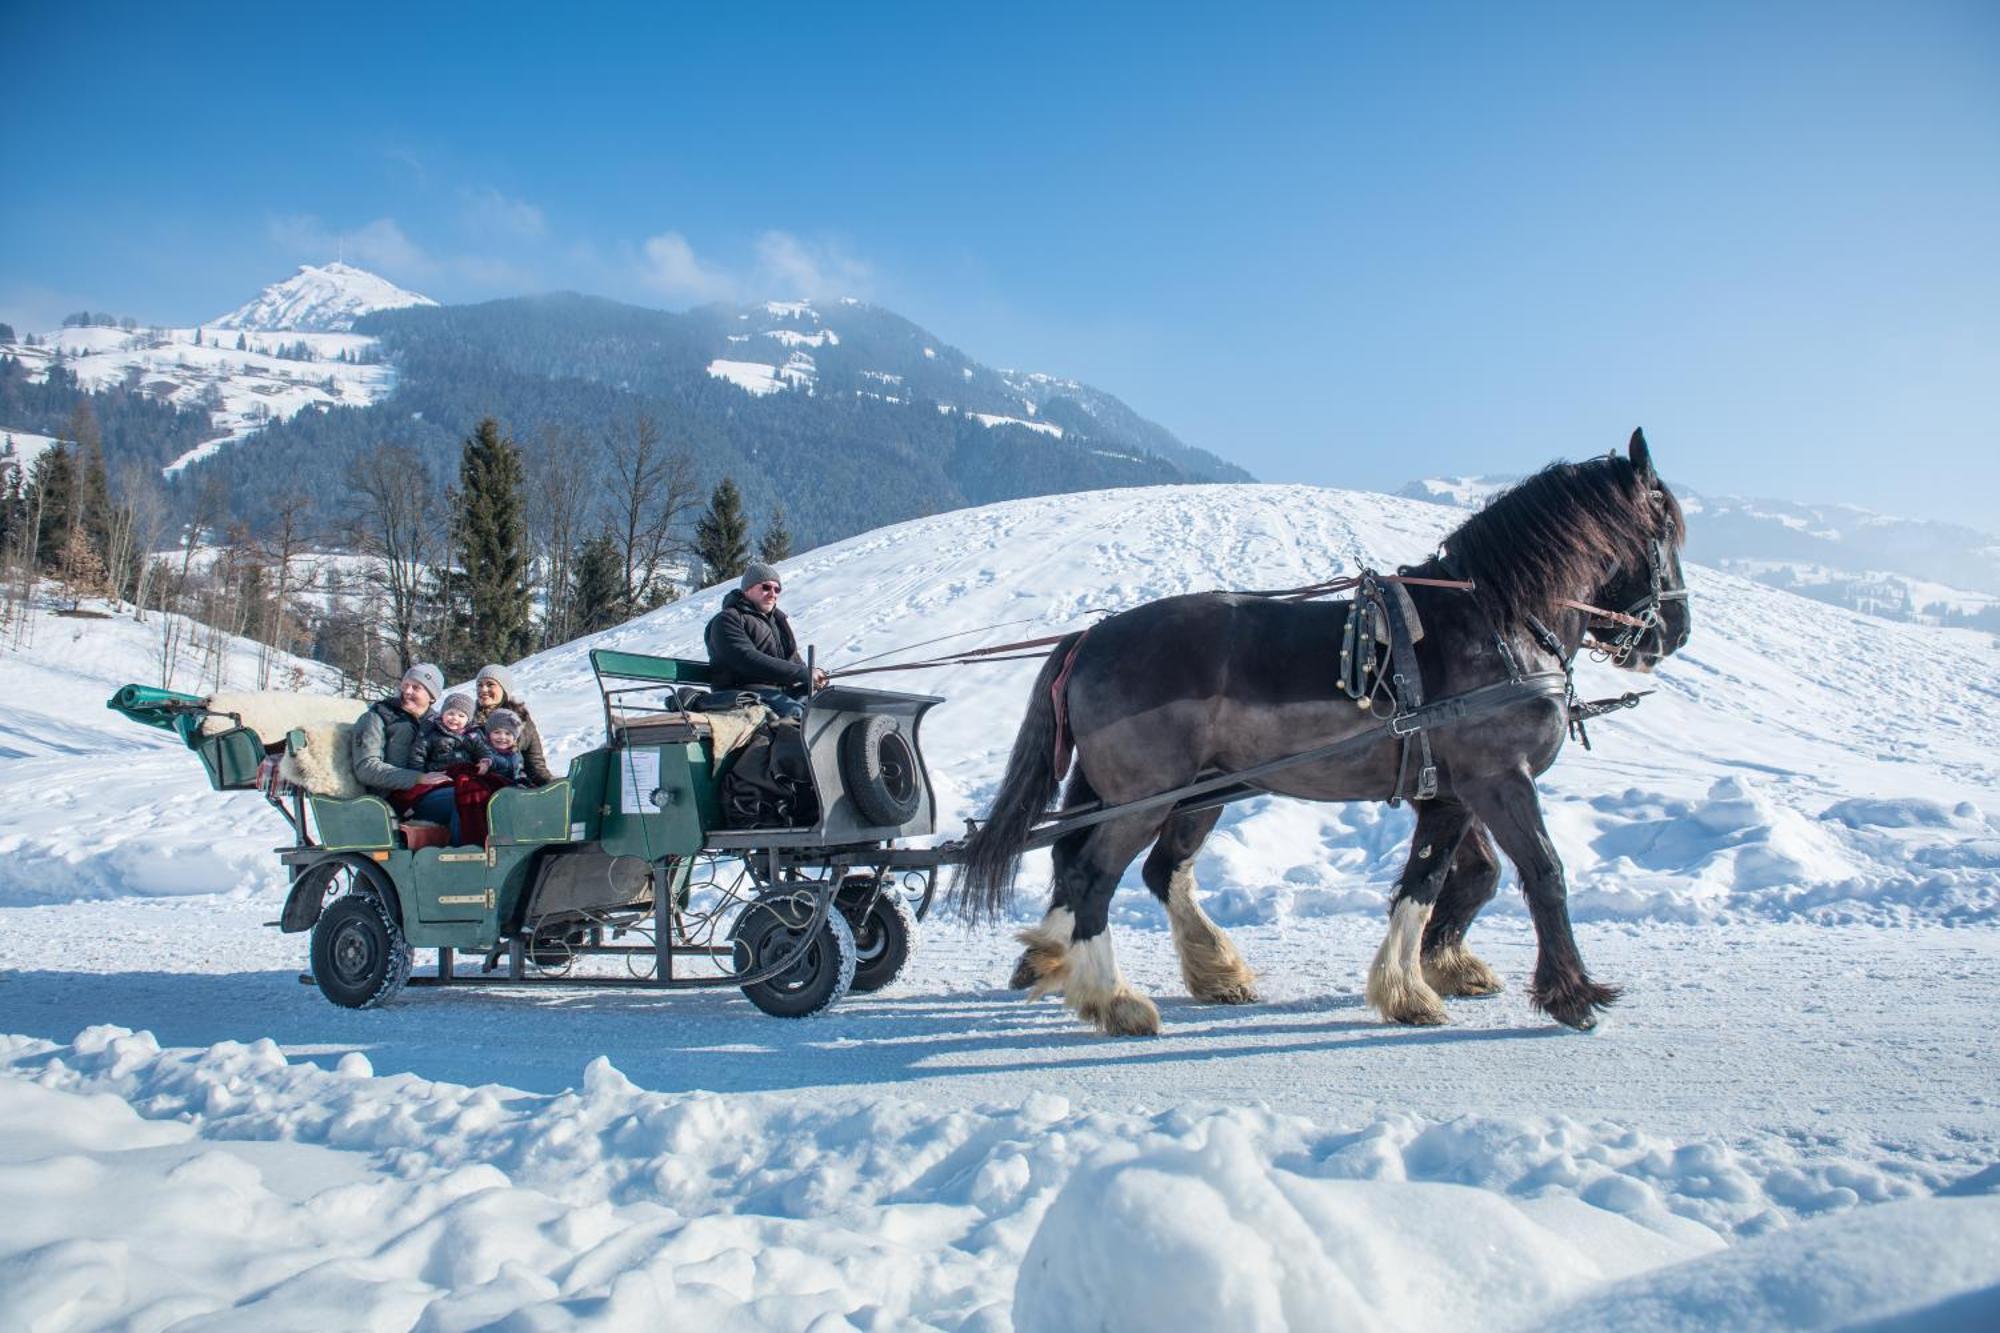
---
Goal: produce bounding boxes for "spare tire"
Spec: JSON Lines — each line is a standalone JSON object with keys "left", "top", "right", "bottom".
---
{"left": 839, "top": 715, "right": 922, "bottom": 827}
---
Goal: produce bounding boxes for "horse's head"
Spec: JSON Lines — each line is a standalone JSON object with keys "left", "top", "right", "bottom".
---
{"left": 1583, "top": 429, "right": 1690, "bottom": 671}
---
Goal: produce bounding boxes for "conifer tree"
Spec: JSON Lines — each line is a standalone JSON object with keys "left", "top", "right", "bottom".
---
{"left": 569, "top": 533, "right": 625, "bottom": 637}
{"left": 694, "top": 477, "right": 750, "bottom": 586}
{"left": 450, "top": 417, "right": 532, "bottom": 666}
{"left": 758, "top": 506, "right": 794, "bottom": 564}
{"left": 30, "top": 445, "right": 76, "bottom": 570}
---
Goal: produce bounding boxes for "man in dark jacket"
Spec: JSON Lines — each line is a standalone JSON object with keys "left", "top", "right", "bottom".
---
{"left": 704, "top": 562, "right": 827, "bottom": 719}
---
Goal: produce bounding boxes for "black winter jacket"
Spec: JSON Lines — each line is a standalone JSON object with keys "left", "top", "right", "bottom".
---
{"left": 411, "top": 718, "right": 490, "bottom": 774}
{"left": 704, "top": 590, "right": 809, "bottom": 690}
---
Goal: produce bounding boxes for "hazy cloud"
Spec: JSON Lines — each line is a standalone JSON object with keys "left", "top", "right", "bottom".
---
{"left": 460, "top": 186, "right": 547, "bottom": 240}
{"left": 268, "top": 214, "right": 432, "bottom": 277}
{"left": 753, "top": 231, "right": 872, "bottom": 300}
{"left": 629, "top": 229, "right": 875, "bottom": 306}
{"left": 637, "top": 232, "right": 737, "bottom": 302}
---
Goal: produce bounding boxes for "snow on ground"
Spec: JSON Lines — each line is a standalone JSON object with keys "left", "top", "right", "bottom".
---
{"left": 2, "top": 326, "right": 399, "bottom": 475}
{"left": 3, "top": 482, "right": 1998, "bottom": 1327}
{"left": 706, "top": 358, "right": 785, "bottom": 395}
{"left": 967, "top": 412, "right": 1065, "bottom": 439}
{"left": 1, "top": 426, "right": 63, "bottom": 469}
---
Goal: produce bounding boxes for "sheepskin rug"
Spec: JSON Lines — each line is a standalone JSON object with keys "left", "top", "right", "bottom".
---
{"left": 202, "top": 693, "right": 369, "bottom": 799}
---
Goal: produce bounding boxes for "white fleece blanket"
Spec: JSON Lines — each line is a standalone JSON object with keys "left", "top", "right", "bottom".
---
{"left": 202, "top": 693, "right": 371, "bottom": 799}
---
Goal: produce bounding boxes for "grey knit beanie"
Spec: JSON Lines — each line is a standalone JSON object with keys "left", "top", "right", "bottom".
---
{"left": 484, "top": 708, "right": 522, "bottom": 738}
{"left": 439, "top": 692, "right": 475, "bottom": 719}
{"left": 401, "top": 663, "right": 444, "bottom": 706}
{"left": 739, "top": 562, "right": 781, "bottom": 592}
{"left": 475, "top": 663, "right": 518, "bottom": 699}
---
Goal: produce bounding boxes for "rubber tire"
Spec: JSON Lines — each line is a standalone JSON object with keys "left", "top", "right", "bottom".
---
{"left": 310, "top": 892, "right": 413, "bottom": 1009}
{"left": 839, "top": 879, "right": 919, "bottom": 994}
{"left": 732, "top": 894, "right": 857, "bottom": 1018}
{"left": 839, "top": 715, "right": 922, "bottom": 827}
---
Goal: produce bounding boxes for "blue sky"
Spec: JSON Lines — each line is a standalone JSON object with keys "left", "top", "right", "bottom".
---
{"left": 3, "top": 2, "right": 1995, "bottom": 528}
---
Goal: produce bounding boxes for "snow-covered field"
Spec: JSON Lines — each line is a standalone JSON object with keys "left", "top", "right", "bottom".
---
{"left": 3, "top": 482, "right": 1997, "bottom": 1328}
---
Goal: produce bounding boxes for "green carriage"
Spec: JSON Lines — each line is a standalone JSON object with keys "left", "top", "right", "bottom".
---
{"left": 108, "top": 648, "right": 944, "bottom": 1018}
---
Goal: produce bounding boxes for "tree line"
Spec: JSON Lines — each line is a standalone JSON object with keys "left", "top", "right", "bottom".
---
{"left": 341, "top": 414, "right": 790, "bottom": 687}
{"left": 1, "top": 404, "right": 791, "bottom": 694}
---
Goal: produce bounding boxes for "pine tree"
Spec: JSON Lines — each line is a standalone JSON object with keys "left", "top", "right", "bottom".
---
{"left": 450, "top": 417, "right": 533, "bottom": 666}
{"left": 30, "top": 444, "right": 76, "bottom": 570}
{"left": 758, "top": 506, "right": 794, "bottom": 564}
{"left": 694, "top": 476, "right": 750, "bottom": 586}
{"left": 569, "top": 533, "right": 625, "bottom": 637}
{"left": 73, "top": 402, "right": 113, "bottom": 562}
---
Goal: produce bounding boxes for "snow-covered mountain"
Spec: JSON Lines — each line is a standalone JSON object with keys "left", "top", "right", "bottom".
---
{"left": 696, "top": 297, "right": 1247, "bottom": 481}
{"left": 2, "top": 269, "right": 1242, "bottom": 536}
{"left": 0, "top": 263, "right": 431, "bottom": 474}
{"left": 210, "top": 260, "right": 436, "bottom": 333}
{"left": 1402, "top": 474, "right": 2000, "bottom": 628}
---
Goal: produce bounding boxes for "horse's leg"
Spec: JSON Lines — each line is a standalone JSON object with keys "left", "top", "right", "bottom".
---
{"left": 1365, "top": 799, "right": 1473, "bottom": 1025}
{"left": 1009, "top": 771, "right": 1098, "bottom": 991}
{"left": 1142, "top": 807, "right": 1257, "bottom": 1004}
{"left": 1061, "top": 813, "right": 1171, "bottom": 1036}
{"left": 1421, "top": 820, "right": 1505, "bottom": 997}
{"left": 1458, "top": 768, "right": 1619, "bottom": 1029}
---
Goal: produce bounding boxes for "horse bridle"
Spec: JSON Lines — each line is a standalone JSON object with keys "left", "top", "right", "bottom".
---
{"left": 1567, "top": 494, "right": 1686, "bottom": 666}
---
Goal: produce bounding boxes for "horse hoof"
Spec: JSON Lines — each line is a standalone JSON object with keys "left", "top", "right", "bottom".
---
{"left": 1535, "top": 979, "right": 1620, "bottom": 1030}
{"left": 1192, "top": 982, "right": 1261, "bottom": 1005}
{"left": 1393, "top": 1004, "right": 1450, "bottom": 1027}
{"left": 1007, "top": 951, "right": 1039, "bottom": 990}
{"left": 1082, "top": 988, "right": 1161, "bottom": 1037}
{"left": 1422, "top": 944, "right": 1504, "bottom": 997}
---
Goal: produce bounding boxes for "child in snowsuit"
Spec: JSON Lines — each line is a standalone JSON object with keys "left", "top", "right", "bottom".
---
{"left": 452, "top": 708, "right": 528, "bottom": 846}
{"left": 407, "top": 693, "right": 485, "bottom": 840}
{"left": 412, "top": 693, "right": 487, "bottom": 774}
{"left": 476, "top": 709, "right": 526, "bottom": 785}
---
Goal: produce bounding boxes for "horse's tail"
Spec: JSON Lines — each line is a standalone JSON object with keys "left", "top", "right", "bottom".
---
{"left": 951, "top": 630, "right": 1083, "bottom": 921}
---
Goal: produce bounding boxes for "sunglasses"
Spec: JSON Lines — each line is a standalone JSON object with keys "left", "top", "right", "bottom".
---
{"left": 754, "top": 581, "right": 782, "bottom": 593}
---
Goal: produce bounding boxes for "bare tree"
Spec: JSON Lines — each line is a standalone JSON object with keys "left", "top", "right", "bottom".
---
{"left": 524, "top": 424, "right": 597, "bottom": 647}
{"left": 602, "top": 413, "right": 699, "bottom": 618}
{"left": 254, "top": 492, "right": 315, "bottom": 688}
{"left": 106, "top": 462, "right": 168, "bottom": 615}
{"left": 157, "top": 478, "right": 223, "bottom": 689}
{"left": 347, "top": 444, "right": 440, "bottom": 676}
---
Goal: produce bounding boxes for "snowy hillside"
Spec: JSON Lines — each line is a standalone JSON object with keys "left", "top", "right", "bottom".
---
{"left": 1403, "top": 473, "right": 2000, "bottom": 627}
{"left": 3, "top": 483, "right": 1997, "bottom": 1327}
{"left": 210, "top": 260, "right": 436, "bottom": 332}
{"left": 0, "top": 263, "right": 426, "bottom": 475}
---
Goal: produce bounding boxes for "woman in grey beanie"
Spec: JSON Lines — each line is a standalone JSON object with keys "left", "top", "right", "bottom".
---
{"left": 472, "top": 663, "right": 553, "bottom": 785}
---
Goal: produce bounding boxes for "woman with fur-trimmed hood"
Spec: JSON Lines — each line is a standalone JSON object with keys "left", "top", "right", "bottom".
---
{"left": 470, "top": 663, "right": 554, "bottom": 786}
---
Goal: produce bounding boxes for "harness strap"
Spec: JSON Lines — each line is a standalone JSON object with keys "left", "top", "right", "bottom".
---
{"left": 1020, "top": 671, "right": 1568, "bottom": 850}
{"left": 1048, "top": 631, "right": 1089, "bottom": 781}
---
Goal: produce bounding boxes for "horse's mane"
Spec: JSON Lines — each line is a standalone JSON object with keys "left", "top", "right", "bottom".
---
{"left": 1437, "top": 454, "right": 1686, "bottom": 627}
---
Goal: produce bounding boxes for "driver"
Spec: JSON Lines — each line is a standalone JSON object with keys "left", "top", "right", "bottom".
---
{"left": 703, "top": 562, "right": 827, "bottom": 719}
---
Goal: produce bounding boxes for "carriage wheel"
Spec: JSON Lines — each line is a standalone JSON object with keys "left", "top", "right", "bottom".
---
{"left": 731, "top": 892, "right": 857, "bottom": 1018}
{"left": 838, "top": 877, "right": 919, "bottom": 994}
{"left": 839, "top": 715, "right": 922, "bottom": 826}
{"left": 310, "top": 892, "right": 413, "bottom": 1009}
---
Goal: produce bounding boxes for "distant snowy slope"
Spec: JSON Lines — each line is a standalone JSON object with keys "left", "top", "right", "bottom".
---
{"left": 11, "top": 482, "right": 1990, "bottom": 923}
{"left": 210, "top": 260, "right": 436, "bottom": 332}
{"left": 1402, "top": 472, "right": 2000, "bottom": 625}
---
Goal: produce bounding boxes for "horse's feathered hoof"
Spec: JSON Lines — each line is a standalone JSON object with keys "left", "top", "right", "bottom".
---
{"left": 1422, "top": 944, "right": 1504, "bottom": 997}
{"left": 1007, "top": 951, "right": 1039, "bottom": 990}
{"left": 1536, "top": 978, "right": 1621, "bottom": 1031}
{"left": 1190, "top": 979, "right": 1260, "bottom": 1005}
{"left": 1080, "top": 988, "right": 1161, "bottom": 1037}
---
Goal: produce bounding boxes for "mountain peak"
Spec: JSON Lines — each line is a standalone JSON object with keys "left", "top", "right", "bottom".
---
{"left": 211, "top": 262, "right": 436, "bottom": 333}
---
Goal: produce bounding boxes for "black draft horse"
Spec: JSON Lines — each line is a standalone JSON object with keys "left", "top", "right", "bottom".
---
{"left": 955, "top": 431, "right": 1690, "bottom": 1037}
